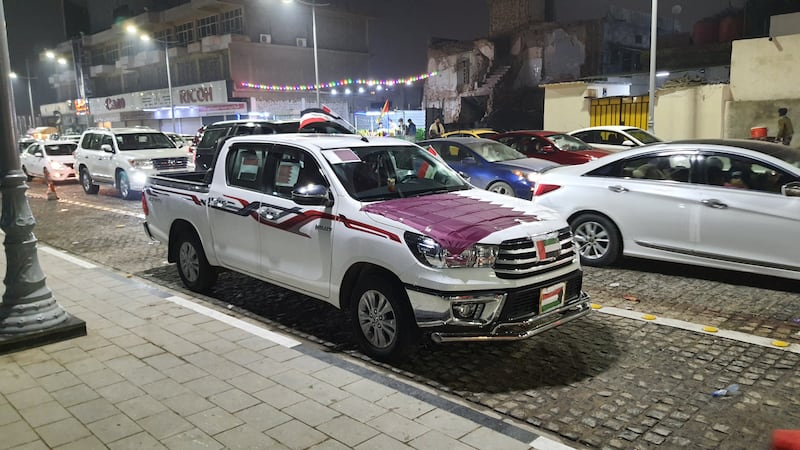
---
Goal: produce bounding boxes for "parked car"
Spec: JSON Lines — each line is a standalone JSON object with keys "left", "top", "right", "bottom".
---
{"left": 20, "top": 140, "right": 77, "bottom": 182}
{"left": 532, "top": 139, "right": 800, "bottom": 280}
{"left": 143, "top": 133, "right": 590, "bottom": 360}
{"left": 568, "top": 126, "right": 662, "bottom": 152}
{"left": 492, "top": 130, "right": 611, "bottom": 165}
{"left": 74, "top": 127, "right": 192, "bottom": 199}
{"left": 60, "top": 134, "right": 83, "bottom": 144}
{"left": 165, "top": 132, "right": 194, "bottom": 149}
{"left": 419, "top": 137, "right": 559, "bottom": 199}
{"left": 441, "top": 129, "right": 499, "bottom": 139}
{"left": 17, "top": 137, "right": 38, "bottom": 153}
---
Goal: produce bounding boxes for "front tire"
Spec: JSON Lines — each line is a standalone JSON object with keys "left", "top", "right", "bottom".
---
{"left": 22, "top": 166, "right": 33, "bottom": 181}
{"left": 488, "top": 181, "right": 515, "bottom": 197}
{"left": 80, "top": 167, "right": 99, "bottom": 194}
{"left": 175, "top": 232, "right": 217, "bottom": 293}
{"left": 117, "top": 171, "right": 135, "bottom": 200}
{"left": 570, "top": 213, "right": 622, "bottom": 266}
{"left": 350, "top": 275, "right": 418, "bottom": 362}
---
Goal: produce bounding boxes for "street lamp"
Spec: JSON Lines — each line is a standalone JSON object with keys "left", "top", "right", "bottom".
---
{"left": 282, "top": 0, "right": 329, "bottom": 108}
{"left": 127, "top": 25, "right": 177, "bottom": 132}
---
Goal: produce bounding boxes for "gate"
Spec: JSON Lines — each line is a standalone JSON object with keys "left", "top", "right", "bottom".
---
{"left": 590, "top": 96, "right": 649, "bottom": 129}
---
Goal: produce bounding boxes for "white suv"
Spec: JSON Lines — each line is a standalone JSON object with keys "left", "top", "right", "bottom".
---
{"left": 74, "top": 128, "right": 191, "bottom": 199}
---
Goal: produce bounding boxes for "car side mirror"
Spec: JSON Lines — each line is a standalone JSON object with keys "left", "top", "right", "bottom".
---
{"left": 782, "top": 181, "right": 800, "bottom": 197}
{"left": 458, "top": 171, "right": 471, "bottom": 183}
{"left": 33, "top": 151, "right": 44, "bottom": 158}
{"left": 622, "top": 140, "right": 635, "bottom": 147}
{"left": 101, "top": 144, "right": 114, "bottom": 153}
{"left": 292, "top": 183, "right": 333, "bottom": 207}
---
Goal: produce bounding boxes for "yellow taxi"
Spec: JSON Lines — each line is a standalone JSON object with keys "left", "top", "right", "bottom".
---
{"left": 440, "top": 129, "right": 498, "bottom": 139}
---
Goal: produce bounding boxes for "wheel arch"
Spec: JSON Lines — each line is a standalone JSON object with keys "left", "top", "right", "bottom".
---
{"left": 168, "top": 219, "right": 203, "bottom": 264}
{"left": 338, "top": 263, "right": 404, "bottom": 312}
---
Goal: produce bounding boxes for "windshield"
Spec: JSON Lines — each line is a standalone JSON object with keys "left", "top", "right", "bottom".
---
{"left": 115, "top": 133, "right": 176, "bottom": 151}
{"left": 44, "top": 143, "right": 76, "bottom": 155}
{"left": 324, "top": 145, "right": 470, "bottom": 201}
{"left": 464, "top": 140, "right": 526, "bottom": 162}
{"left": 626, "top": 128, "right": 661, "bottom": 144}
{"left": 548, "top": 133, "right": 593, "bottom": 151}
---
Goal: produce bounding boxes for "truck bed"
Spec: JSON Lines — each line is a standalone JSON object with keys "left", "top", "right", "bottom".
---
{"left": 148, "top": 171, "right": 210, "bottom": 193}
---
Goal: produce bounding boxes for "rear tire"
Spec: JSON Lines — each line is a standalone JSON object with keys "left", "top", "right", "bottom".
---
{"left": 570, "top": 213, "right": 622, "bottom": 266}
{"left": 350, "top": 274, "right": 418, "bottom": 362}
{"left": 80, "top": 167, "right": 99, "bottom": 194}
{"left": 175, "top": 231, "right": 217, "bottom": 293}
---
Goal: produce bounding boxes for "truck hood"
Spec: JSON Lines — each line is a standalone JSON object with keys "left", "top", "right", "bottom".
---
{"left": 120, "top": 148, "right": 189, "bottom": 160}
{"left": 361, "top": 189, "right": 564, "bottom": 254}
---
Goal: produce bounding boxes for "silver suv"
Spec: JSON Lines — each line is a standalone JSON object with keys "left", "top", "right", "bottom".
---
{"left": 74, "top": 128, "right": 191, "bottom": 199}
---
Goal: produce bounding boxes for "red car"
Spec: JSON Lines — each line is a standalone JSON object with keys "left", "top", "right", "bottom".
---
{"left": 492, "top": 130, "right": 611, "bottom": 165}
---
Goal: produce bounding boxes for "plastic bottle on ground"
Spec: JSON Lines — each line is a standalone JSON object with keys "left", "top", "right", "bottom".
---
{"left": 711, "top": 384, "right": 739, "bottom": 398}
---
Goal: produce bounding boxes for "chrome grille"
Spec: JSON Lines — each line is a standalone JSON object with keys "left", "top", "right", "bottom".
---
{"left": 494, "top": 227, "right": 576, "bottom": 279}
{"left": 501, "top": 272, "right": 583, "bottom": 321}
{"left": 64, "top": 163, "right": 74, "bottom": 169}
{"left": 153, "top": 157, "right": 189, "bottom": 171}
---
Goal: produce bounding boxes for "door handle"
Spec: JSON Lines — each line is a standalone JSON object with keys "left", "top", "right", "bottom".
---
{"left": 257, "top": 207, "right": 274, "bottom": 221}
{"left": 701, "top": 198, "right": 728, "bottom": 209}
{"left": 607, "top": 185, "right": 629, "bottom": 193}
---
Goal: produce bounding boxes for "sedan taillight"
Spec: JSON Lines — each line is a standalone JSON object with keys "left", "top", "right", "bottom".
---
{"left": 534, "top": 183, "right": 561, "bottom": 196}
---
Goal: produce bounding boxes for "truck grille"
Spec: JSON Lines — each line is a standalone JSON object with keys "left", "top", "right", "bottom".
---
{"left": 153, "top": 157, "right": 188, "bottom": 171}
{"left": 501, "top": 271, "right": 583, "bottom": 321}
{"left": 493, "top": 227, "right": 576, "bottom": 280}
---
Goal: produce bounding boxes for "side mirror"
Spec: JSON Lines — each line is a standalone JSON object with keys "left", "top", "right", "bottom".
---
{"left": 33, "top": 151, "right": 44, "bottom": 158}
{"left": 782, "top": 181, "right": 800, "bottom": 197}
{"left": 292, "top": 183, "right": 333, "bottom": 206}
{"left": 621, "top": 140, "right": 636, "bottom": 147}
{"left": 458, "top": 171, "right": 471, "bottom": 183}
{"left": 101, "top": 144, "right": 114, "bottom": 153}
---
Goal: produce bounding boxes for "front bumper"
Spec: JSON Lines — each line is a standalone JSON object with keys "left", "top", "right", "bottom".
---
{"left": 406, "top": 270, "right": 591, "bottom": 343}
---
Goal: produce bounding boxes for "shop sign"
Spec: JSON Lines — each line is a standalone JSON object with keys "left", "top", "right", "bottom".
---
{"left": 180, "top": 86, "right": 214, "bottom": 103}
{"left": 105, "top": 97, "right": 126, "bottom": 110}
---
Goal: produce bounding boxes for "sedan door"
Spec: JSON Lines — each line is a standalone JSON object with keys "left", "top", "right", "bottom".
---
{"left": 22, "top": 144, "right": 44, "bottom": 177}
{"left": 694, "top": 153, "right": 800, "bottom": 272}
{"left": 429, "top": 142, "right": 492, "bottom": 189}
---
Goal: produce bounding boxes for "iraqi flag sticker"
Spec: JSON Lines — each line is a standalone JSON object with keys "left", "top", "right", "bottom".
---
{"left": 539, "top": 282, "right": 566, "bottom": 315}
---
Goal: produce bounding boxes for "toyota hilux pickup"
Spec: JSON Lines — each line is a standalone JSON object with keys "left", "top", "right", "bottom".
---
{"left": 142, "top": 134, "right": 590, "bottom": 361}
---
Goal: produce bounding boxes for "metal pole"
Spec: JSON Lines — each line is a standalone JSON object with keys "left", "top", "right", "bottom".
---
{"left": 0, "top": 0, "right": 80, "bottom": 339}
{"left": 647, "top": 0, "right": 658, "bottom": 133}
{"left": 311, "top": 2, "right": 320, "bottom": 108}
{"left": 25, "top": 59, "right": 35, "bottom": 127}
{"left": 164, "top": 41, "right": 177, "bottom": 133}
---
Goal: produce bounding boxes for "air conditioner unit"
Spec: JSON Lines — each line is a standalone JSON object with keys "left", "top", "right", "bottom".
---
{"left": 259, "top": 33, "right": 271, "bottom": 44}
{"left": 296, "top": 37, "right": 307, "bottom": 48}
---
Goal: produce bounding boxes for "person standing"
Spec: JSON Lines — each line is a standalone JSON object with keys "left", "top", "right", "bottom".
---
{"left": 777, "top": 107, "right": 794, "bottom": 145}
{"left": 428, "top": 117, "right": 444, "bottom": 139}
{"left": 406, "top": 119, "right": 417, "bottom": 141}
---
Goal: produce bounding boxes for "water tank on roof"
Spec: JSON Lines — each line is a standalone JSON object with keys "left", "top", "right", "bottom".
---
{"left": 718, "top": 15, "right": 744, "bottom": 42}
{"left": 693, "top": 18, "right": 719, "bottom": 45}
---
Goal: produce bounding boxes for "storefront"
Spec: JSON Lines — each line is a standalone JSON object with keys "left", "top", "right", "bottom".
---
{"left": 39, "top": 100, "right": 91, "bottom": 134}
{"left": 88, "top": 80, "right": 248, "bottom": 133}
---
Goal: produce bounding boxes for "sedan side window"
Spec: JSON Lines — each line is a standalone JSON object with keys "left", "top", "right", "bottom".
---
{"left": 621, "top": 155, "right": 689, "bottom": 182}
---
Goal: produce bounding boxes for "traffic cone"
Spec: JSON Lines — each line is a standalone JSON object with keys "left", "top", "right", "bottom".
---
{"left": 45, "top": 171, "right": 59, "bottom": 201}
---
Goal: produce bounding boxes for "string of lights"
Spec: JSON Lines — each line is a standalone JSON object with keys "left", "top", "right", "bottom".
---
{"left": 239, "top": 71, "right": 438, "bottom": 92}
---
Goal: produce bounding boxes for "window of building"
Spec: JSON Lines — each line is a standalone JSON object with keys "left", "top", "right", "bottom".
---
{"left": 197, "top": 15, "right": 218, "bottom": 39}
{"left": 198, "top": 57, "right": 222, "bottom": 82}
{"left": 155, "top": 29, "right": 174, "bottom": 47}
{"left": 176, "top": 22, "right": 194, "bottom": 45}
{"left": 120, "top": 38, "right": 135, "bottom": 57}
{"left": 221, "top": 8, "right": 243, "bottom": 35}
{"left": 458, "top": 57, "right": 470, "bottom": 86}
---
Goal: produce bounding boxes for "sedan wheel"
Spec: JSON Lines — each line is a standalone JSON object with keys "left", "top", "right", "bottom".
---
{"left": 570, "top": 213, "right": 621, "bottom": 266}
{"left": 22, "top": 166, "right": 33, "bottom": 181}
{"left": 488, "top": 181, "right": 514, "bottom": 196}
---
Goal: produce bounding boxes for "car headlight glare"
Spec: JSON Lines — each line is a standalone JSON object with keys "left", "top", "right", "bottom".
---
{"left": 127, "top": 159, "right": 154, "bottom": 169}
{"left": 513, "top": 170, "right": 539, "bottom": 183}
{"left": 49, "top": 160, "right": 65, "bottom": 170}
{"left": 405, "top": 232, "right": 498, "bottom": 268}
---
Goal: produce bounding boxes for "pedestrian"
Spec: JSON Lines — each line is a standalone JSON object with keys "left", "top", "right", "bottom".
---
{"left": 776, "top": 107, "right": 794, "bottom": 145}
{"left": 428, "top": 117, "right": 444, "bottom": 139}
{"left": 406, "top": 119, "right": 417, "bottom": 140}
{"left": 396, "top": 118, "right": 406, "bottom": 136}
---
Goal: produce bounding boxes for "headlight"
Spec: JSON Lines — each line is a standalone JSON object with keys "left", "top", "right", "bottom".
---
{"left": 49, "top": 160, "right": 65, "bottom": 170}
{"left": 127, "top": 159, "right": 154, "bottom": 169}
{"left": 405, "top": 232, "right": 498, "bottom": 268}
{"left": 513, "top": 170, "right": 539, "bottom": 183}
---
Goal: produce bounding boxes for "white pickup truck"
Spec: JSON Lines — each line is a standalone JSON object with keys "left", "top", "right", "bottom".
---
{"left": 142, "top": 134, "right": 590, "bottom": 361}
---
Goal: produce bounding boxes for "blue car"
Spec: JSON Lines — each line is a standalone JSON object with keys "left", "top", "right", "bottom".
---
{"left": 420, "top": 137, "right": 560, "bottom": 200}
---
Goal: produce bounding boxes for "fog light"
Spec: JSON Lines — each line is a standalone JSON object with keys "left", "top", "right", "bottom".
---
{"left": 452, "top": 302, "right": 485, "bottom": 320}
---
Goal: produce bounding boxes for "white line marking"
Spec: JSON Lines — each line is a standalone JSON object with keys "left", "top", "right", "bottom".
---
{"left": 530, "top": 435, "right": 577, "bottom": 450}
{"left": 596, "top": 306, "right": 800, "bottom": 354}
{"left": 27, "top": 193, "right": 145, "bottom": 219}
{"left": 38, "top": 246, "right": 97, "bottom": 269}
{"left": 165, "top": 295, "right": 301, "bottom": 348}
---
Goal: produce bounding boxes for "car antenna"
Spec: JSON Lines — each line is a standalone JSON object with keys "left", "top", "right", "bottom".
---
{"left": 360, "top": 136, "right": 369, "bottom": 142}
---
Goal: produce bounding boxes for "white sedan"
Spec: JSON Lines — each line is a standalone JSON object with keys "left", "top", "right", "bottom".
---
{"left": 532, "top": 139, "right": 800, "bottom": 281}
{"left": 569, "top": 126, "right": 662, "bottom": 152}
{"left": 20, "top": 141, "right": 78, "bottom": 182}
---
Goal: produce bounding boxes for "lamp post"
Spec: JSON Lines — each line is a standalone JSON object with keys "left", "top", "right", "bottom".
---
{"left": 647, "top": 0, "right": 658, "bottom": 133}
{"left": 282, "top": 0, "right": 329, "bottom": 108}
{"left": 128, "top": 26, "right": 178, "bottom": 133}
{"left": 9, "top": 60, "right": 36, "bottom": 128}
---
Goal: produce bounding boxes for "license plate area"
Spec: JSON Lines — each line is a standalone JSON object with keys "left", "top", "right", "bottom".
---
{"left": 539, "top": 282, "right": 566, "bottom": 315}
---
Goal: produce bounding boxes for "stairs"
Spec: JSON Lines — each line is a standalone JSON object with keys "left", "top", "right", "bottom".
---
{"left": 472, "top": 64, "right": 511, "bottom": 96}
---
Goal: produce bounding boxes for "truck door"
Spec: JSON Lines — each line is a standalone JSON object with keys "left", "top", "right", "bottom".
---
{"left": 257, "top": 145, "right": 334, "bottom": 298}
{"left": 206, "top": 143, "right": 269, "bottom": 276}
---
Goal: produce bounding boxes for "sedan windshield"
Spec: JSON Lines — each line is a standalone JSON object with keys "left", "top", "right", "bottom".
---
{"left": 548, "top": 133, "right": 593, "bottom": 151}
{"left": 115, "top": 133, "right": 176, "bottom": 151}
{"left": 43, "top": 143, "right": 76, "bottom": 155}
{"left": 626, "top": 129, "right": 661, "bottom": 144}
{"left": 464, "top": 140, "right": 526, "bottom": 162}
{"left": 324, "top": 145, "right": 470, "bottom": 201}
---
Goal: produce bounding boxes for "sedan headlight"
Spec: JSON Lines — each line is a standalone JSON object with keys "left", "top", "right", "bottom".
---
{"left": 405, "top": 232, "right": 498, "bottom": 268}
{"left": 49, "top": 160, "right": 65, "bottom": 170}
{"left": 127, "top": 159, "right": 154, "bottom": 169}
{"left": 513, "top": 170, "right": 539, "bottom": 183}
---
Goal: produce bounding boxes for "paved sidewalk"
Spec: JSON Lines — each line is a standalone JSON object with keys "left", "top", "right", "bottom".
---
{"left": 0, "top": 243, "right": 576, "bottom": 450}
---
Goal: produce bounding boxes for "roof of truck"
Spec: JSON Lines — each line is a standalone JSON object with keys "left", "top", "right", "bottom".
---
{"left": 224, "top": 133, "right": 415, "bottom": 150}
